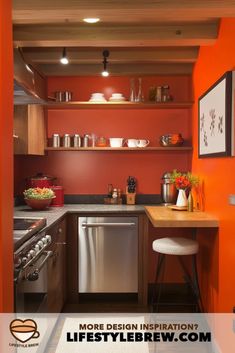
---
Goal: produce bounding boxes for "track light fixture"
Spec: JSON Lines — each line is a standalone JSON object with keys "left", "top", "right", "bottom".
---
{"left": 102, "top": 50, "right": 109, "bottom": 77}
{"left": 60, "top": 47, "right": 69, "bottom": 65}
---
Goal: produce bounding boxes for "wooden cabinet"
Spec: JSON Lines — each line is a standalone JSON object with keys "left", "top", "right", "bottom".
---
{"left": 14, "top": 104, "right": 46, "bottom": 155}
{"left": 47, "top": 218, "right": 67, "bottom": 313}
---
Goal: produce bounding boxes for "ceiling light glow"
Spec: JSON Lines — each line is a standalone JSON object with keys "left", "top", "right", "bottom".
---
{"left": 83, "top": 18, "right": 100, "bottom": 24}
{"left": 102, "top": 71, "right": 109, "bottom": 77}
{"left": 60, "top": 57, "right": 69, "bottom": 65}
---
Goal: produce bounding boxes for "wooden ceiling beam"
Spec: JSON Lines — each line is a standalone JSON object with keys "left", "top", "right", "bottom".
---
{"left": 12, "top": 0, "right": 235, "bottom": 24}
{"left": 14, "top": 23, "right": 218, "bottom": 47}
{"left": 22, "top": 47, "right": 199, "bottom": 64}
{"left": 39, "top": 63, "right": 193, "bottom": 76}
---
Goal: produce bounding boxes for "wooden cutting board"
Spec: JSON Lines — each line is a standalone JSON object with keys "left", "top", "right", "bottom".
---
{"left": 167, "top": 205, "right": 188, "bottom": 211}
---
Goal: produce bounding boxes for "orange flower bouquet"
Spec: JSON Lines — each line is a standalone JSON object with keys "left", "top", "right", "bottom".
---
{"left": 170, "top": 170, "right": 200, "bottom": 208}
{"left": 170, "top": 170, "right": 199, "bottom": 190}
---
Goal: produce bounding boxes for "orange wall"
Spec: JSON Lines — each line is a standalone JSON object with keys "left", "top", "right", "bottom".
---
{"left": 0, "top": 0, "right": 13, "bottom": 312}
{"left": 192, "top": 19, "right": 235, "bottom": 312}
{"left": 15, "top": 76, "right": 192, "bottom": 195}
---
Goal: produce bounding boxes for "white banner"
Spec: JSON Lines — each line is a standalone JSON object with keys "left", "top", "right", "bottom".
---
{"left": 1, "top": 313, "right": 234, "bottom": 353}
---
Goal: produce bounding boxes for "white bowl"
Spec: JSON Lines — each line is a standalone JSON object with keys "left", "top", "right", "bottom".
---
{"left": 89, "top": 98, "right": 107, "bottom": 102}
{"left": 111, "top": 93, "right": 123, "bottom": 99}
{"left": 109, "top": 138, "right": 124, "bottom": 147}
{"left": 91, "top": 93, "right": 104, "bottom": 97}
{"left": 109, "top": 97, "right": 125, "bottom": 102}
{"left": 126, "top": 139, "right": 138, "bottom": 147}
{"left": 137, "top": 139, "right": 150, "bottom": 147}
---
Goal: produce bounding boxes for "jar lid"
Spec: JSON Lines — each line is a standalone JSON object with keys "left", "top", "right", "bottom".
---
{"left": 162, "top": 172, "right": 172, "bottom": 180}
{"left": 27, "top": 173, "right": 56, "bottom": 181}
{"left": 51, "top": 185, "right": 63, "bottom": 190}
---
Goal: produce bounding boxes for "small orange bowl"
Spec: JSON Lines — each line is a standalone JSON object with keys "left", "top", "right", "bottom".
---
{"left": 25, "top": 198, "right": 53, "bottom": 210}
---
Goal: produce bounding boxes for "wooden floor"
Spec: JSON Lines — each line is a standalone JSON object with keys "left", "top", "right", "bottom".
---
{"left": 63, "top": 284, "right": 199, "bottom": 314}
{"left": 46, "top": 286, "right": 202, "bottom": 352}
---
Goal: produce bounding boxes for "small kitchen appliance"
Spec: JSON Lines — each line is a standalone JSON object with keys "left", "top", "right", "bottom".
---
{"left": 161, "top": 172, "right": 177, "bottom": 205}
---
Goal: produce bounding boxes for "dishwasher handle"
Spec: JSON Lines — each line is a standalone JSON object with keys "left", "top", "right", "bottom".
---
{"left": 82, "top": 222, "right": 136, "bottom": 228}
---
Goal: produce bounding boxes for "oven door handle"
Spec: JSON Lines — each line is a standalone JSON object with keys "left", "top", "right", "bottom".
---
{"left": 27, "top": 251, "right": 53, "bottom": 281}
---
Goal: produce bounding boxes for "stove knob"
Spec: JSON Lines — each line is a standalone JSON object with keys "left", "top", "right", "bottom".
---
{"left": 34, "top": 244, "right": 40, "bottom": 253}
{"left": 42, "top": 237, "right": 47, "bottom": 244}
{"left": 21, "top": 257, "right": 28, "bottom": 266}
{"left": 29, "top": 249, "right": 36, "bottom": 257}
{"left": 37, "top": 240, "right": 44, "bottom": 249}
{"left": 45, "top": 235, "right": 51, "bottom": 243}
{"left": 27, "top": 252, "right": 32, "bottom": 260}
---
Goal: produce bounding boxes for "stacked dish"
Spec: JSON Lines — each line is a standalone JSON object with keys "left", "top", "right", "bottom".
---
{"left": 89, "top": 93, "right": 106, "bottom": 102}
{"left": 109, "top": 93, "right": 125, "bottom": 102}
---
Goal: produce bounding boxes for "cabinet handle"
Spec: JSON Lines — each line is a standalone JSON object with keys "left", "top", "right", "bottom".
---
{"left": 56, "top": 242, "right": 66, "bottom": 245}
{"left": 58, "top": 228, "right": 63, "bottom": 234}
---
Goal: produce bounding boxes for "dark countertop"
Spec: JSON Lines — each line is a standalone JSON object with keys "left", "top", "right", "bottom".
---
{"left": 14, "top": 204, "right": 147, "bottom": 231}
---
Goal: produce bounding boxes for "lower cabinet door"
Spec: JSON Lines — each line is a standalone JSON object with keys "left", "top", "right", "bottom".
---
{"left": 47, "top": 241, "right": 66, "bottom": 312}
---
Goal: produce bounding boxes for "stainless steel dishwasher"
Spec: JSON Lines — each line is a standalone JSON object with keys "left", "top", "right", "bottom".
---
{"left": 78, "top": 216, "right": 138, "bottom": 293}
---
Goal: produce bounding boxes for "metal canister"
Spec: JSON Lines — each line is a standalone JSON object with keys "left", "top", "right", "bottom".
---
{"left": 161, "top": 172, "right": 177, "bottom": 205}
{"left": 52, "top": 134, "right": 60, "bottom": 147}
{"left": 63, "top": 91, "right": 72, "bottom": 102}
{"left": 73, "top": 134, "right": 81, "bottom": 147}
{"left": 162, "top": 85, "right": 170, "bottom": 102}
{"left": 156, "top": 86, "right": 162, "bottom": 102}
{"left": 63, "top": 134, "right": 71, "bottom": 147}
{"left": 83, "top": 134, "right": 90, "bottom": 147}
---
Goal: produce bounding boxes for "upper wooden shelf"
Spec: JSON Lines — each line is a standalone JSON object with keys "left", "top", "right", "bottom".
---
{"left": 45, "top": 146, "right": 193, "bottom": 151}
{"left": 45, "top": 101, "right": 193, "bottom": 110}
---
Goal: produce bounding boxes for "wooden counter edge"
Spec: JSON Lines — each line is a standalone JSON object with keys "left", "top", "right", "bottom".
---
{"left": 144, "top": 206, "right": 219, "bottom": 228}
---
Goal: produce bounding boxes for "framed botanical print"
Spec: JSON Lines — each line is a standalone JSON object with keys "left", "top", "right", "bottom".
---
{"left": 198, "top": 71, "right": 232, "bottom": 158}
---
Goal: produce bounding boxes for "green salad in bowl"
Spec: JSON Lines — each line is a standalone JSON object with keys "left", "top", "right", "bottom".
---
{"left": 23, "top": 187, "right": 55, "bottom": 210}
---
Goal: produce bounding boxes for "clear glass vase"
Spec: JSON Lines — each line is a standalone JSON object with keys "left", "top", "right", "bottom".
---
{"left": 129, "top": 78, "right": 136, "bottom": 102}
{"left": 136, "top": 77, "right": 144, "bottom": 102}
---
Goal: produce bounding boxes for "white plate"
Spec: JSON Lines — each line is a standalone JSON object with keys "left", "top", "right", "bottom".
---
{"left": 109, "top": 97, "right": 126, "bottom": 102}
{"left": 89, "top": 98, "right": 107, "bottom": 102}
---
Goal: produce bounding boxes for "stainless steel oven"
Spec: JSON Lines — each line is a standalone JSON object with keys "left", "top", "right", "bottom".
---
{"left": 13, "top": 217, "right": 53, "bottom": 313}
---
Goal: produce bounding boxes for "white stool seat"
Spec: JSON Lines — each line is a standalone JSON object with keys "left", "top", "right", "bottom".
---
{"left": 152, "top": 237, "right": 199, "bottom": 256}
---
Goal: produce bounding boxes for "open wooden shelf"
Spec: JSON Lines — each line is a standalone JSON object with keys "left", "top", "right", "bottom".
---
{"left": 45, "top": 146, "right": 193, "bottom": 152}
{"left": 46, "top": 101, "right": 193, "bottom": 110}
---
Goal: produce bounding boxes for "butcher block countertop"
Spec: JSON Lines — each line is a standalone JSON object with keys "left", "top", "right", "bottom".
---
{"left": 145, "top": 206, "right": 219, "bottom": 228}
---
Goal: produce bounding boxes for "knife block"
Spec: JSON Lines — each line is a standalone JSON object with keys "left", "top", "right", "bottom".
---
{"left": 126, "top": 188, "right": 136, "bottom": 205}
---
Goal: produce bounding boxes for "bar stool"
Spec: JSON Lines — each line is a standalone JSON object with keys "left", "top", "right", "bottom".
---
{"left": 151, "top": 237, "right": 203, "bottom": 312}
